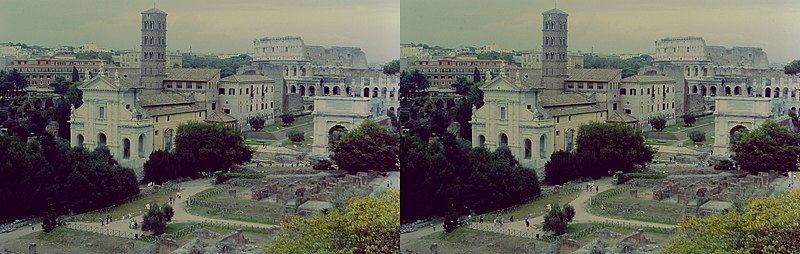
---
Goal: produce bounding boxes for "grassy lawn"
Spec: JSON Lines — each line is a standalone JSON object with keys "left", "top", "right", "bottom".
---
{"left": 187, "top": 186, "right": 283, "bottom": 225}
{"left": 504, "top": 190, "right": 581, "bottom": 220}
{"left": 263, "top": 114, "right": 313, "bottom": 132}
{"left": 165, "top": 222, "right": 196, "bottom": 234}
{"left": 566, "top": 223, "right": 597, "bottom": 235}
{"left": 664, "top": 115, "right": 714, "bottom": 133}
{"left": 645, "top": 139, "right": 676, "bottom": 146}
{"left": 244, "top": 139, "right": 274, "bottom": 146}
{"left": 74, "top": 189, "right": 178, "bottom": 222}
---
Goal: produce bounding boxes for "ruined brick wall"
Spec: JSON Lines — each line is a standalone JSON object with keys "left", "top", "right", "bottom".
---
{"left": 304, "top": 46, "right": 368, "bottom": 69}
{"left": 705, "top": 46, "right": 769, "bottom": 69}
{"left": 685, "top": 93, "right": 705, "bottom": 114}
{"left": 283, "top": 93, "right": 304, "bottom": 114}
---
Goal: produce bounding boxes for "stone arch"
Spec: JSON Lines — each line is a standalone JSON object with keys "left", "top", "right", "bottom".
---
{"left": 381, "top": 87, "right": 387, "bottom": 97}
{"left": 309, "top": 86, "right": 316, "bottom": 96}
{"left": 138, "top": 134, "right": 145, "bottom": 158}
{"left": 747, "top": 86, "right": 753, "bottom": 96}
{"left": 292, "top": 67, "right": 297, "bottom": 76}
{"left": 346, "top": 87, "right": 352, "bottom": 96}
{"left": 710, "top": 86, "right": 717, "bottom": 97}
{"left": 323, "top": 86, "right": 330, "bottom": 95}
{"left": 299, "top": 85, "right": 306, "bottom": 96}
{"left": 229, "top": 88, "right": 235, "bottom": 95}
{"left": 730, "top": 125, "right": 748, "bottom": 146}
{"left": 97, "top": 133, "right": 107, "bottom": 147}
{"left": 122, "top": 138, "right": 131, "bottom": 159}
{"left": 329, "top": 125, "right": 347, "bottom": 145}
{"left": 363, "top": 87, "right": 370, "bottom": 97}
{"left": 539, "top": 134, "right": 547, "bottom": 158}
{"left": 692, "top": 85, "right": 697, "bottom": 94}
{"left": 478, "top": 135, "right": 486, "bottom": 146}
{"left": 792, "top": 107, "right": 797, "bottom": 115}
{"left": 725, "top": 86, "right": 731, "bottom": 96}
{"left": 734, "top": 86, "right": 741, "bottom": 95}
{"left": 783, "top": 87, "right": 789, "bottom": 98}
{"left": 164, "top": 128, "right": 174, "bottom": 151}
{"left": 372, "top": 87, "right": 379, "bottom": 97}
{"left": 390, "top": 88, "right": 396, "bottom": 98}
{"left": 499, "top": 133, "right": 508, "bottom": 147}
{"left": 290, "top": 85, "right": 296, "bottom": 94}
{"left": 78, "top": 134, "right": 84, "bottom": 147}
{"left": 775, "top": 88, "right": 780, "bottom": 98}
{"left": 301, "top": 67, "right": 306, "bottom": 76}
{"left": 524, "top": 138, "right": 532, "bottom": 159}
{"left": 333, "top": 86, "right": 340, "bottom": 95}
{"left": 701, "top": 86, "right": 707, "bottom": 96}
{"left": 696, "top": 188, "right": 707, "bottom": 197}
{"left": 765, "top": 87, "right": 771, "bottom": 98}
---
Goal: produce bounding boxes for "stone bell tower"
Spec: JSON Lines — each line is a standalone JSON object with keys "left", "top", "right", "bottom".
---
{"left": 541, "top": 8, "right": 568, "bottom": 94}
{"left": 140, "top": 8, "right": 167, "bottom": 94}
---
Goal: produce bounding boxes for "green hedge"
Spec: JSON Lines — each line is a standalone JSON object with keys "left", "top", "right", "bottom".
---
{"left": 617, "top": 173, "right": 667, "bottom": 184}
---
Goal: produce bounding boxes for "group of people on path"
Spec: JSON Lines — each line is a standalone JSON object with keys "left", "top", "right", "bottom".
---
{"left": 586, "top": 183, "right": 599, "bottom": 192}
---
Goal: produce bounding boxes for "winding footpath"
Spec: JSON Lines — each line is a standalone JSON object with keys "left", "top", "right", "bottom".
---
{"left": 406, "top": 179, "right": 678, "bottom": 241}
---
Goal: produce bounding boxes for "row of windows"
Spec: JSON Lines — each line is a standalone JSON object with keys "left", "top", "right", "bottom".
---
{"left": 12, "top": 67, "right": 96, "bottom": 73}
{"left": 412, "top": 67, "right": 496, "bottom": 74}
{"left": 219, "top": 85, "right": 273, "bottom": 95}
{"left": 75, "top": 133, "right": 146, "bottom": 159}
{"left": 619, "top": 86, "right": 673, "bottom": 96}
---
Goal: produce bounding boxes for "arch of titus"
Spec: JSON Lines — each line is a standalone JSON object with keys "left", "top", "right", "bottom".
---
{"left": 712, "top": 96, "right": 791, "bottom": 156}
{"left": 311, "top": 96, "right": 390, "bottom": 155}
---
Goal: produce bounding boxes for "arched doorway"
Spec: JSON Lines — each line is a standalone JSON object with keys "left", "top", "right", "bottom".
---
{"left": 479, "top": 135, "right": 486, "bottom": 147}
{"left": 747, "top": 87, "right": 752, "bottom": 96}
{"left": 539, "top": 135, "right": 547, "bottom": 158}
{"left": 122, "top": 138, "right": 131, "bottom": 159}
{"left": 309, "top": 86, "right": 316, "bottom": 96}
{"left": 725, "top": 86, "right": 731, "bottom": 96}
{"left": 77, "top": 134, "right": 85, "bottom": 147}
{"left": 701, "top": 86, "right": 707, "bottom": 96}
{"left": 734, "top": 86, "right": 741, "bottom": 95}
{"left": 324, "top": 86, "right": 330, "bottom": 95}
{"left": 710, "top": 86, "right": 717, "bottom": 97}
{"left": 363, "top": 87, "right": 370, "bottom": 97}
{"left": 329, "top": 125, "right": 348, "bottom": 145}
{"left": 499, "top": 133, "right": 508, "bottom": 147}
{"left": 299, "top": 85, "right": 306, "bottom": 96}
{"left": 765, "top": 87, "right": 771, "bottom": 98}
{"left": 290, "top": 85, "right": 296, "bottom": 94}
{"left": 524, "top": 138, "right": 532, "bottom": 159}
{"left": 97, "top": 133, "right": 107, "bottom": 147}
{"left": 692, "top": 85, "right": 697, "bottom": 94}
{"left": 333, "top": 86, "right": 340, "bottom": 95}
{"left": 372, "top": 87, "right": 379, "bottom": 97}
{"left": 138, "top": 134, "right": 145, "bottom": 158}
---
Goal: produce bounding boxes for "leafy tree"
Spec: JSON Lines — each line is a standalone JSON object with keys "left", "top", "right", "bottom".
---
{"left": 313, "top": 159, "right": 333, "bottom": 171}
{"left": 544, "top": 150, "right": 579, "bottom": 185}
{"left": 689, "top": 131, "right": 706, "bottom": 142}
{"left": 399, "top": 70, "right": 429, "bottom": 99}
{"left": 666, "top": 189, "right": 800, "bottom": 253}
{"left": 649, "top": 116, "right": 667, "bottom": 132}
{"left": 75, "top": 51, "right": 113, "bottom": 63}
{"left": 181, "top": 53, "right": 251, "bottom": 78}
{"left": 287, "top": 130, "right": 305, "bottom": 142}
{"left": 163, "top": 204, "right": 174, "bottom": 222}
{"left": 476, "top": 51, "right": 515, "bottom": 65}
{"left": 331, "top": 120, "right": 399, "bottom": 174}
{"left": 281, "top": 114, "right": 295, "bottom": 126}
{"left": 71, "top": 67, "right": 80, "bottom": 83}
{"left": 142, "top": 204, "right": 167, "bottom": 235}
{"left": 542, "top": 204, "right": 574, "bottom": 236}
{"left": 49, "top": 76, "right": 71, "bottom": 95}
{"left": 731, "top": 120, "right": 800, "bottom": 174}
{"left": 248, "top": 116, "right": 266, "bottom": 131}
{"left": 784, "top": 59, "right": 800, "bottom": 75}
{"left": 65, "top": 81, "right": 84, "bottom": 109}
{"left": 143, "top": 150, "right": 179, "bottom": 184}
{"left": 175, "top": 122, "right": 254, "bottom": 178}
{"left": 714, "top": 159, "right": 735, "bottom": 171}
{"left": 382, "top": 60, "right": 399, "bottom": 75}
{"left": 265, "top": 189, "right": 400, "bottom": 254}
{"left": 683, "top": 113, "right": 697, "bottom": 127}
{"left": 789, "top": 111, "right": 800, "bottom": 130}
{"left": 473, "top": 67, "right": 481, "bottom": 83}
{"left": 577, "top": 122, "right": 656, "bottom": 174}
{"left": 42, "top": 212, "right": 58, "bottom": 233}
{"left": 583, "top": 53, "right": 652, "bottom": 78}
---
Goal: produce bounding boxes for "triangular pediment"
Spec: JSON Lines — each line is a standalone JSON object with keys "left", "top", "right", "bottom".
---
{"left": 480, "top": 76, "right": 523, "bottom": 91}
{"left": 80, "top": 76, "right": 121, "bottom": 91}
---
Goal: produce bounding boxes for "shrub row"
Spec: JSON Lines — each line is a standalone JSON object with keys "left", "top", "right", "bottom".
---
{"left": 617, "top": 173, "right": 667, "bottom": 184}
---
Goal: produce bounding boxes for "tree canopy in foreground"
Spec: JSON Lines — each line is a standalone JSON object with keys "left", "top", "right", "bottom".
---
{"left": 265, "top": 189, "right": 399, "bottom": 254}
{"left": 665, "top": 189, "right": 800, "bottom": 253}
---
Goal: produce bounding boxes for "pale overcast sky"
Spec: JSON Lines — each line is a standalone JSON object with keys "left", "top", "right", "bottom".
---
{"left": 0, "top": 0, "right": 400, "bottom": 63}
{"left": 401, "top": 0, "right": 800, "bottom": 63}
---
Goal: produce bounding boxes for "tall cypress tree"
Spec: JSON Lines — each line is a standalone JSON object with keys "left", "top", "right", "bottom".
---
{"left": 473, "top": 67, "right": 481, "bottom": 83}
{"left": 71, "top": 67, "right": 79, "bottom": 83}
